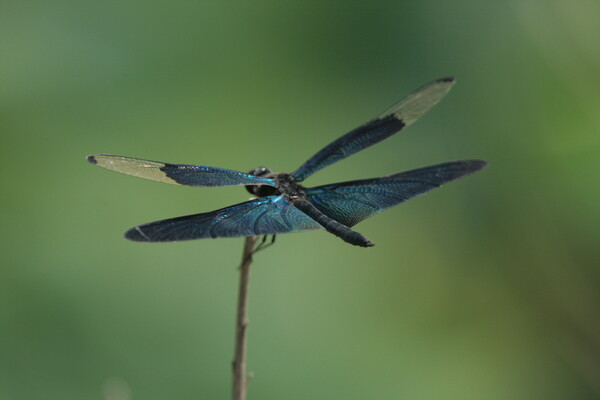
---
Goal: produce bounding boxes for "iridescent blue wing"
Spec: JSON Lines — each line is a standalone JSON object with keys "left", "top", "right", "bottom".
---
{"left": 124, "top": 195, "right": 323, "bottom": 242}
{"left": 87, "top": 154, "right": 276, "bottom": 187}
{"left": 306, "top": 160, "right": 487, "bottom": 227}
{"left": 291, "top": 77, "right": 456, "bottom": 182}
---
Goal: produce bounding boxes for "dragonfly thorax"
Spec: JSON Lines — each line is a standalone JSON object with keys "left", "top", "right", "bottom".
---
{"left": 245, "top": 168, "right": 306, "bottom": 199}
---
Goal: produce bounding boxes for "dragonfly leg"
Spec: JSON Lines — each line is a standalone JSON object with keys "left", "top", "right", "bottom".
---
{"left": 252, "top": 234, "right": 277, "bottom": 255}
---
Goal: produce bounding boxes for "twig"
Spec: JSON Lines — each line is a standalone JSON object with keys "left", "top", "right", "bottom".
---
{"left": 232, "top": 235, "right": 257, "bottom": 400}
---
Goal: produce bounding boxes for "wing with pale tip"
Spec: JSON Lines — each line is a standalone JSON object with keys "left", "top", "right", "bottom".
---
{"left": 291, "top": 77, "right": 456, "bottom": 182}
{"left": 87, "top": 154, "right": 276, "bottom": 187}
{"left": 306, "top": 160, "right": 487, "bottom": 227}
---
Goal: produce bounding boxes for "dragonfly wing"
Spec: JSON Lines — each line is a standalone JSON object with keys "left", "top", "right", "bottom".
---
{"left": 125, "top": 195, "right": 323, "bottom": 242}
{"left": 87, "top": 154, "right": 276, "bottom": 187}
{"left": 291, "top": 77, "right": 455, "bottom": 182}
{"left": 306, "top": 160, "right": 487, "bottom": 227}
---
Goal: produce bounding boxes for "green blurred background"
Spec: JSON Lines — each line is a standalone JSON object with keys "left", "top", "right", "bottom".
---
{"left": 1, "top": 0, "right": 599, "bottom": 399}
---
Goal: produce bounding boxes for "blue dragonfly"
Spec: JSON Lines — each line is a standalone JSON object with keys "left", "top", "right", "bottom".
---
{"left": 87, "top": 77, "right": 486, "bottom": 247}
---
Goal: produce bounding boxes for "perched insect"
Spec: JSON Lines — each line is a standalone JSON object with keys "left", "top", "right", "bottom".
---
{"left": 87, "top": 77, "right": 486, "bottom": 247}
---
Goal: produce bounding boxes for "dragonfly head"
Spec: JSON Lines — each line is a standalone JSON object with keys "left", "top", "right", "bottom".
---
{"left": 248, "top": 166, "right": 274, "bottom": 178}
{"left": 246, "top": 166, "right": 277, "bottom": 197}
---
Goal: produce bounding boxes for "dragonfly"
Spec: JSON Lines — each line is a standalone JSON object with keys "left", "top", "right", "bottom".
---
{"left": 87, "top": 77, "right": 486, "bottom": 247}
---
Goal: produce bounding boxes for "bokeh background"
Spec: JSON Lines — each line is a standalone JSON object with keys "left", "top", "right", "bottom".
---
{"left": 1, "top": 1, "right": 599, "bottom": 399}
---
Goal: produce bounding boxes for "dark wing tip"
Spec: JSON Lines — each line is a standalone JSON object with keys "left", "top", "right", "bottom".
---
{"left": 124, "top": 226, "right": 152, "bottom": 242}
{"left": 463, "top": 159, "right": 488, "bottom": 172}
{"left": 86, "top": 155, "right": 98, "bottom": 164}
{"left": 438, "top": 76, "right": 455, "bottom": 83}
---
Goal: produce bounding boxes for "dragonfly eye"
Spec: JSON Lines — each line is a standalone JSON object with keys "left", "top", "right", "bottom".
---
{"left": 246, "top": 167, "right": 277, "bottom": 197}
{"left": 248, "top": 167, "right": 274, "bottom": 177}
